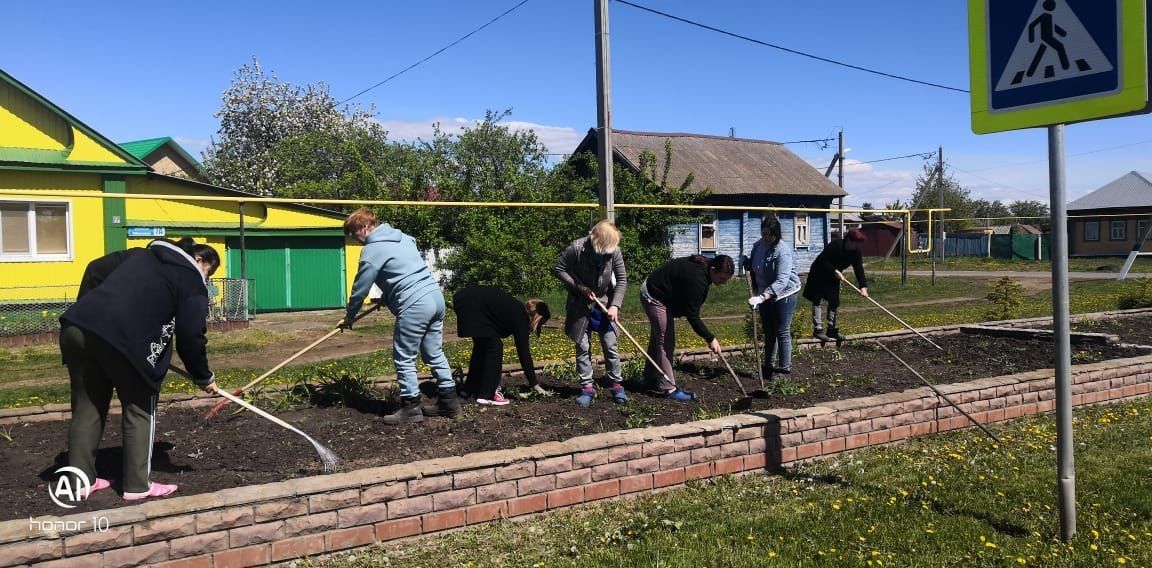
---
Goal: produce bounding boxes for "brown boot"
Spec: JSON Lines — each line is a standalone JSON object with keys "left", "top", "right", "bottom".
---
{"left": 421, "top": 388, "right": 462, "bottom": 418}
{"left": 382, "top": 396, "right": 424, "bottom": 425}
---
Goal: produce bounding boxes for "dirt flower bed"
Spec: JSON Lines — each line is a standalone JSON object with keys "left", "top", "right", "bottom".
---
{"left": 1072, "top": 314, "right": 1152, "bottom": 346}
{"left": 1, "top": 333, "right": 1142, "bottom": 519}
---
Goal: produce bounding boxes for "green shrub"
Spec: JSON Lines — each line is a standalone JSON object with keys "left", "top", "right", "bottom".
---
{"left": 1117, "top": 278, "right": 1152, "bottom": 309}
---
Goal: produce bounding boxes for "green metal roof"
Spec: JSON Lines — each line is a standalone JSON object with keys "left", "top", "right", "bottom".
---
{"left": 119, "top": 137, "right": 172, "bottom": 160}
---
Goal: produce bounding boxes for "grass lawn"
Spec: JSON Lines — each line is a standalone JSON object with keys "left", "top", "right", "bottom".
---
{"left": 306, "top": 397, "right": 1152, "bottom": 567}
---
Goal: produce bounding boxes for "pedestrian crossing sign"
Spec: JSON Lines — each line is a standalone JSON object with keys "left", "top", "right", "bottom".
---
{"left": 969, "top": 0, "right": 1151, "bottom": 134}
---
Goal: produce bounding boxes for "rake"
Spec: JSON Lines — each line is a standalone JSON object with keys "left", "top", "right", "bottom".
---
{"left": 589, "top": 296, "right": 682, "bottom": 396}
{"left": 203, "top": 303, "right": 383, "bottom": 419}
{"left": 171, "top": 366, "right": 340, "bottom": 472}
{"left": 745, "top": 272, "right": 766, "bottom": 389}
{"left": 838, "top": 272, "right": 944, "bottom": 351}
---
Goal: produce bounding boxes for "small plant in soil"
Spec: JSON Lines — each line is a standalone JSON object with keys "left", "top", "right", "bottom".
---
{"left": 542, "top": 361, "right": 580, "bottom": 384}
{"left": 845, "top": 373, "right": 877, "bottom": 387}
{"left": 764, "top": 377, "right": 807, "bottom": 396}
{"left": 620, "top": 400, "right": 662, "bottom": 429}
{"left": 692, "top": 403, "right": 730, "bottom": 421}
{"left": 0, "top": 425, "right": 12, "bottom": 443}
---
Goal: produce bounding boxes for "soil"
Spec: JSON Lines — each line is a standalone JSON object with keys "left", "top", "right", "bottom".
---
{"left": 2, "top": 333, "right": 1143, "bottom": 519}
{"left": 1071, "top": 315, "right": 1152, "bottom": 346}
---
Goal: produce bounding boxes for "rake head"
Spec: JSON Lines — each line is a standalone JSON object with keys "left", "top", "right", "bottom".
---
{"left": 310, "top": 440, "right": 340, "bottom": 473}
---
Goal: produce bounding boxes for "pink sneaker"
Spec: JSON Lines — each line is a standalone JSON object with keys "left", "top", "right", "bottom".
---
{"left": 123, "top": 482, "right": 178, "bottom": 501}
{"left": 477, "top": 388, "right": 510, "bottom": 406}
{"left": 80, "top": 477, "right": 111, "bottom": 499}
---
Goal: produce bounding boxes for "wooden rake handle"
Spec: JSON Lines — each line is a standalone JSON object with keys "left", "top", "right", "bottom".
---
{"left": 837, "top": 273, "right": 944, "bottom": 351}
{"left": 589, "top": 295, "right": 672, "bottom": 383}
{"left": 214, "top": 388, "right": 304, "bottom": 434}
{"left": 716, "top": 351, "right": 749, "bottom": 397}
{"left": 204, "top": 303, "right": 383, "bottom": 418}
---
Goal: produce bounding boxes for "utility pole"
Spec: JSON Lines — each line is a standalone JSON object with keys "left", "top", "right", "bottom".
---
{"left": 594, "top": 0, "right": 614, "bottom": 222}
{"left": 938, "top": 146, "right": 945, "bottom": 265}
{"left": 837, "top": 130, "right": 845, "bottom": 239}
{"left": 1049, "top": 124, "right": 1076, "bottom": 541}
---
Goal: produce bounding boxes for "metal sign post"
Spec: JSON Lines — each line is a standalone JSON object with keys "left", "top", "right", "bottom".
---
{"left": 969, "top": 0, "right": 1152, "bottom": 542}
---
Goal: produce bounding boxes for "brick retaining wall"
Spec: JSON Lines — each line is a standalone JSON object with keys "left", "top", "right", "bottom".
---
{"left": 1, "top": 352, "right": 1149, "bottom": 567}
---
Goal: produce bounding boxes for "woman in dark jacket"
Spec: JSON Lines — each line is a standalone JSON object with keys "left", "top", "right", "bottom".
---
{"left": 641, "top": 255, "right": 735, "bottom": 401}
{"left": 803, "top": 228, "right": 869, "bottom": 343}
{"left": 59, "top": 238, "right": 219, "bottom": 501}
{"left": 453, "top": 286, "right": 550, "bottom": 405}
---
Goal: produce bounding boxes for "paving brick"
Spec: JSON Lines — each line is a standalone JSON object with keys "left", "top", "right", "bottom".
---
{"left": 592, "top": 461, "right": 628, "bottom": 481}
{"left": 608, "top": 445, "right": 642, "bottom": 462}
{"left": 434, "top": 488, "right": 477, "bottom": 511}
{"left": 465, "top": 502, "right": 507, "bottom": 524}
{"left": 284, "top": 511, "right": 338, "bottom": 537}
{"left": 555, "top": 468, "right": 592, "bottom": 489}
{"left": 213, "top": 544, "right": 270, "bottom": 568}
{"left": 338, "top": 503, "right": 389, "bottom": 528}
{"left": 672, "top": 436, "right": 706, "bottom": 451}
{"left": 2, "top": 540, "right": 63, "bottom": 566}
{"left": 715, "top": 457, "right": 744, "bottom": 475}
{"left": 719, "top": 441, "right": 749, "bottom": 459}
{"left": 869, "top": 430, "right": 892, "bottom": 445}
{"left": 64, "top": 525, "right": 132, "bottom": 555}
{"left": 690, "top": 446, "right": 719, "bottom": 464}
{"left": 517, "top": 475, "right": 556, "bottom": 496}
{"left": 619, "top": 474, "right": 653, "bottom": 494}
{"left": 361, "top": 481, "right": 407, "bottom": 504}
{"left": 154, "top": 556, "right": 213, "bottom": 568}
{"left": 685, "top": 462, "right": 712, "bottom": 480}
{"left": 169, "top": 532, "right": 229, "bottom": 560}
{"left": 507, "top": 494, "right": 548, "bottom": 517}
{"left": 642, "top": 440, "right": 676, "bottom": 456}
{"left": 453, "top": 468, "right": 497, "bottom": 489}
{"left": 423, "top": 510, "right": 466, "bottom": 532}
{"left": 409, "top": 475, "right": 453, "bottom": 496}
{"left": 310, "top": 489, "right": 359, "bottom": 513}
{"left": 796, "top": 442, "right": 822, "bottom": 460}
{"left": 572, "top": 449, "right": 610, "bottom": 468}
{"left": 547, "top": 486, "right": 585, "bottom": 509}
{"left": 889, "top": 425, "right": 912, "bottom": 441}
{"left": 822, "top": 437, "right": 846, "bottom": 454}
{"left": 780, "top": 447, "right": 797, "bottom": 463}
{"left": 585, "top": 479, "right": 621, "bottom": 500}
{"left": 134, "top": 514, "right": 196, "bottom": 544}
{"left": 653, "top": 468, "right": 686, "bottom": 488}
{"left": 744, "top": 453, "right": 768, "bottom": 471}
{"left": 495, "top": 461, "right": 536, "bottom": 481}
{"left": 376, "top": 517, "right": 422, "bottom": 541}
{"left": 271, "top": 534, "right": 325, "bottom": 562}
{"left": 388, "top": 496, "right": 433, "bottom": 519}
{"left": 659, "top": 450, "right": 691, "bottom": 470}
{"left": 535, "top": 456, "right": 573, "bottom": 475}
{"left": 705, "top": 430, "right": 735, "bottom": 446}
{"left": 476, "top": 481, "right": 518, "bottom": 503}
{"left": 229, "top": 521, "right": 285, "bottom": 548}
{"left": 627, "top": 456, "right": 660, "bottom": 475}
{"left": 195, "top": 507, "right": 254, "bottom": 533}
{"left": 325, "top": 526, "right": 375, "bottom": 551}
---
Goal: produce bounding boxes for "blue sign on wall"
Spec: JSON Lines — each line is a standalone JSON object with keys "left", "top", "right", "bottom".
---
{"left": 127, "top": 227, "right": 166, "bottom": 237}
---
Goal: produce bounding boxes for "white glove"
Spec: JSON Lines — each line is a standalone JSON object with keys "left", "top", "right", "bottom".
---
{"left": 748, "top": 295, "right": 765, "bottom": 308}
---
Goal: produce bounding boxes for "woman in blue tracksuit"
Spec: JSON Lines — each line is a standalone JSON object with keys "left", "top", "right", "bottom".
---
{"left": 745, "top": 216, "right": 802, "bottom": 380}
{"left": 340, "top": 207, "right": 457, "bottom": 425}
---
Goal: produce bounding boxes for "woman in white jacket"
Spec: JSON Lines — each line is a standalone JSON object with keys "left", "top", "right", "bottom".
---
{"left": 745, "top": 216, "right": 801, "bottom": 380}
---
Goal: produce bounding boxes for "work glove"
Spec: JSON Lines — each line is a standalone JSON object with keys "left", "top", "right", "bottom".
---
{"left": 747, "top": 295, "right": 766, "bottom": 308}
{"left": 575, "top": 284, "right": 594, "bottom": 300}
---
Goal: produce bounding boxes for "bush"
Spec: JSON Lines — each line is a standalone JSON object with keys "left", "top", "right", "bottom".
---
{"left": 984, "top": 276, "right": 1025, "bottom": 321}
{"left": 1117, "top": 278, "right": 1152, "bottom": 309}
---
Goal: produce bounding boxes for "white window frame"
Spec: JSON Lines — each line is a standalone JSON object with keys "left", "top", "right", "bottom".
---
{"left": 1137, "top": 219, "right": 1149, "bottom": 242}
{"left": 1110, "top": 219, "right": 1127, "bottom": 241}
{"left": 794, "top": 214, "right": 810, "bottom": 248}
{"left": 1083, "top": 221, "right": 1099, "bottom": 242}
{"left": 698, "top": 212, "right": 717, "bottom": 252}
{"left": 0, "top": 199, "right": 74, "bottom": 262}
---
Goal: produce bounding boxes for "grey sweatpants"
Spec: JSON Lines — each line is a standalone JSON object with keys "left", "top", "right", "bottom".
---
{"left": 60, "top": 325, "right": 158, "bottom": 494}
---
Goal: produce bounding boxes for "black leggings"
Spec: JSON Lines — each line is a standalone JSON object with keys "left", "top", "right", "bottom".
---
{"left": 462, "top": 337, "right": 503, "bottom": 399}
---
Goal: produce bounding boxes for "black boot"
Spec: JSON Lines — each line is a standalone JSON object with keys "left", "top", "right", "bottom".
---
{"left": 813, "top": 327, "right": 831, "bottom": 345}
{"left": 828, "top": 326, "right": 846, "bottom": 347}
{"left": 382, "top": 396, "right": 424, "bottom": 425}
{"left": 422, "top": 388, "right": 462, "bottom": 418}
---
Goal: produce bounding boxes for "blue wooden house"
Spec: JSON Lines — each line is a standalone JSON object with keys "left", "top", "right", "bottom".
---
{"left": 572, "top": 129, "right": 847, "bottom": 273}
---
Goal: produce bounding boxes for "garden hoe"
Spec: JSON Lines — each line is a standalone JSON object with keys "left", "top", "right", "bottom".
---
{"left": 744, "top": 272, "right": 765, "bottom": 389}
{"left": 838, "top": 272, "right": 944, "bottom": 352}
{"left": 172, "top": 367, "right": 340, "bottom": 472}
{"left": 875, "top": 341, "right": 1002, "bottom": 444}
{"left": 589, "top": 296, "right": 687, "bottom": 399}
{"left": 204, "top": 303, "right": 383, "bottom": 419}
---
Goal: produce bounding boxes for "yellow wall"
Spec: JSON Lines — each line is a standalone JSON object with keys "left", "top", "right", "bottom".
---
{"left": 0, "top": 172, "right": 104, "bottom": 301}
{"left": 344, "top": 237, "right": 363, "bottom": 299}
{"left": 0, "top": 81, "right": 69, "bottom": 151}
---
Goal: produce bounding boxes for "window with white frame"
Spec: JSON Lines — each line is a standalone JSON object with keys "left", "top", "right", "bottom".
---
{"left": 1084, "top": 220, "right": 1099, "bottom": 242}
{"left": 0, "top": 201, "right": 72, "bottom": 261}
{"left": 794, "top": 214, "right": 810, "bottom": 247}
{"left": 1137, "top": 218, "right": 1150, "bottom": 242}
{"left": 699, "top": 213, "right": 717, "bottom": 252}
{"left": 1110, "top": 220, "right": 1127, "bottom": 241}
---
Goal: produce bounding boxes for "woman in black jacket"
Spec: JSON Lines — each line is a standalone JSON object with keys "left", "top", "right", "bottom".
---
{"left": 452, "top": 286, "right": 550, "bottom": 405}
{"left": 640, "top": 255, "right": 735, "bottom": 401}
{"left": 59, "top": 238, "right": 219, "bottom": 501}
{"left": 803, "top": 228, "right": 869, "bottom": 343}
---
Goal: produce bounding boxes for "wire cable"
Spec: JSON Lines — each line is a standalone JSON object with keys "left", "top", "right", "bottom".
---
{"left": 339, "top": 0, "right": 532, "bottom": 104}
{"left": 615, "top": 0, "right": 969, "bottom": 94}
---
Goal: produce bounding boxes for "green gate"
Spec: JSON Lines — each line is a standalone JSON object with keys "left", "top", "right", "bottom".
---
{"left": 226, "top": 237, "right": 346, "bottom": 312}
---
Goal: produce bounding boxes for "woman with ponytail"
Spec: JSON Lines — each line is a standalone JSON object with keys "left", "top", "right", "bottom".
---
{"left": 639, "top": 254, "right": 735, "bottom": 401}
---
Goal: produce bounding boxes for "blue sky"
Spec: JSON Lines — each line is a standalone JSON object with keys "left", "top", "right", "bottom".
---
{"left": 5, "top": 0, "right": 1151, "bottom": 208}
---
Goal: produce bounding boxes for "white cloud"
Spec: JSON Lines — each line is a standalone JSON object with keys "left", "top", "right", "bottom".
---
{"left": 375, "top": 117, "right": 585, "bottom": 155}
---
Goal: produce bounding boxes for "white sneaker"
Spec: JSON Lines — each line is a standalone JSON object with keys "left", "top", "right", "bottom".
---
{"left": 477, "top": 388, "right": 510, "bottom": 406}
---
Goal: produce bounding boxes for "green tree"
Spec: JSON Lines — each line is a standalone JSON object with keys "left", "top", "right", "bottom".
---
{"left": 909, "top": 163, "right": 977, "bottom": 230}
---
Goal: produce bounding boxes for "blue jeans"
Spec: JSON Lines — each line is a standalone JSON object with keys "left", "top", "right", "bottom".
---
{"left": 393, "top": 291, "right": 454, "bottom": 398}
{"left": 759, "top": 294, "right": 797, "bottom": 374}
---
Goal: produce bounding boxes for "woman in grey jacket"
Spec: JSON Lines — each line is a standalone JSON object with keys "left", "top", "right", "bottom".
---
{"left": 552, "top": 220, "right": 628, "bottom": 407}
{"left": 746, "top": 216, "right": 801, "bottom": 380}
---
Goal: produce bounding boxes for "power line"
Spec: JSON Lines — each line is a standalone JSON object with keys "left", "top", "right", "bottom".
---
{"left": 949, "top": 164, "right": 1051, "bottom": 200}
{"left": 847, "top": 151, "right": 936, "bottom": 166}
{"left": 615, "top": 0, "right": 969, "bottom": 94}
{"left": 339, "top": 0, "right": 532, "bottom": 105}
{"left": 969, "top": 138, "right": 1152, "bottom": 172}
